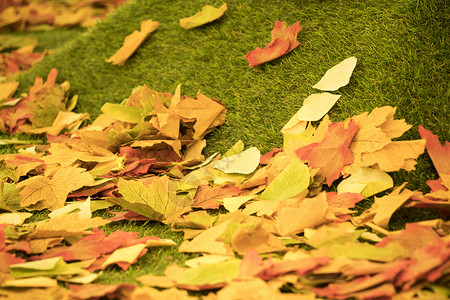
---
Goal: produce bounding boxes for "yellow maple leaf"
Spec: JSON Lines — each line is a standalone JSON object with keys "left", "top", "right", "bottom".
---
{"left": 343, "top": 106, "right": 412, "bottom": 175}
{"left": 360, "top": 140, "right": 425, "bottom": 172}
{"left": 30, "top": 213, "right": 111, "bottom": 239}
{"left": 18, "top": 166, "right": 94, "bottom": 211}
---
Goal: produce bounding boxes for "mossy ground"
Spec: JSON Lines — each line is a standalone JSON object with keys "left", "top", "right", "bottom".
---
{"left": 1, "top": 0, "right": 448, "bottom": 285}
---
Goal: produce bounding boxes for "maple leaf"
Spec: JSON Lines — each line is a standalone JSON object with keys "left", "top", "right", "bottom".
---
{"left": 352, "top": 183, "right": 414, "bottom": 228}
{"left": 230, "top": 220, "right": 286, "bottom": 255}
{"left": 359, "top": 140, "right": 426, "bottom": 172}
{"left": 116, "top": 176, "right": 191, "bottom": 222}
{"left": 29, "top": 213, "right": 111, "bottom": 240}
{"left": 296, "top": 120, "right": 359, "bottom": 186}
{"left": 275, "top": 192, "right": 330, "bottom": 236}
{"left": 245, "top": 20, "right": 302, "bottom": 67}
{"left": 105, "top": 19, "right": 159, "bottom": 66}
{"left": 376, "top": 223, "right": 442, "bottom": 257}
{"left": 43, "top": 143, "right": 118, "bottom": 168}
{"left": 192, "top": 185, "right": 241, "bottom": 209}
{"left": 315, "top": 260, "right": 407, "bottom": 299}
{"left": 418, "top": 125, "right": 450, "bottom": 175}
{"left": 18, "top": 166, "right": 95, "bottom": 211}
{"left": 0, "top": 46, "right": 43, "bottom": 76}
{"left": 171, "top": 90, "right": 227, "bottom": 140}
{"left": 180, "top": 3, "right": 227, "bottom": 29}
{"left": 30, "top": 229, "right": 123, "bottom": 261}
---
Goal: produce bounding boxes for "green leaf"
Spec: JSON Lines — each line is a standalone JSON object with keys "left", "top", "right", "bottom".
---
{"left": 9, "top": 257, "right": 87, "bottom": 278}
{"left": 176, "top": 259, "right": 240, "bottom": 286}
{"left": 337, "top": 167, "right": 393, "bottom": 197}
{"left": 116, "top": 176, "right": 190, "bottom": 222}
{"left": 261, "top": 160, "right": 310, "bottom": 201}
{"left": 100, "top": 103, "right": 143, "bottom": 123}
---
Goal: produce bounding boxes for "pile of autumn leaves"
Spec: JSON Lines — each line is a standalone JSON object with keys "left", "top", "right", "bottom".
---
{"left": 0, "top": 2, "right": 449, "bottom": 299}
{"left": 0, "top": 55, "right": 448, "bottom": 299}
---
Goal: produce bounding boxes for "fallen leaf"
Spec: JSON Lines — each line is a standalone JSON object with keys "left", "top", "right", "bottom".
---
{"left": 313, "top": 57, "right": 357, "bottom": 91}
{"left": 215, "top": 278, "right": 316, "bottom": 300}
{"left": 296, "top": 120, "right": 359, "bottom": 186}
{"left": 211, "top": 147, "right": 261, "bottom": 174}
{"left": 106, "top": 19, "right": 159, "bottom": 66}
{"left": 0, "top": 81, "right": 19, "bottom": 102}
{"left": 294, "top": 93, "right": 341, "bottom": 121}
{"left": 337, "top": 167, "right": 393, "bottom": 197}
{"left": 116, "top": 176, "right": 191, "bottom": 222}
{"left": 1, "top": 276, "right": 57, "bottom": 288}
{"left": 179, "top": 219, "right": 233, "bottom": 255}
{"left": 418, "top": 125, "right": 450, "bottom": 175}
{"left": 30, "top": 213, "right": 111, "bottom": 239}
{"left": 131, "top": 286, "right": 195, "bottom": 300}
{"left": 101, "top": 244, "right": 147, "bottom": 269}
{"left": 176, "top": 259, "right": 241, "bottom": 289}
{"left": 245, "top": 20, "right": 302, "bottom": 67}
{"left": 223, "top": 195, "right": 255, "bottom": 212}
{"left": 192, "top": 185, "right": 241, "bottom": 209}
{"left": 275, "top": 192, "right": 329, "bottom": 236}
{"left": 68, "top": 283, "right": 136, "bottom": 300}
{"left": 261, "top": 160, "right": 310, "bottom": 201}
{"left": 376, "top": 223, "right": 442, "bottom": 257}
{"left": 352, "top": 183, "right": 414, "bottom": 228}
{"left": 9, "top": 257, "right": 88, "bottom": 278}
{"left": 18, "top": 166, "right": 94, "bottom": 211}
{"left": 360, "top": 140, "right": 426, "bottom": 172}
{"left": 180, "top": 3, "right": 227, "bottom": 29}
{"left": 231, "top": 220, "right": 286, "bottom": 255}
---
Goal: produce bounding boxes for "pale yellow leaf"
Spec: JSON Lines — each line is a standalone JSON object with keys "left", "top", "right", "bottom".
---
{"left": 313, "top": 57, "right": 357, "bottom": 91}
{"left": 296, "top": 93, "right": 341, "bottom": 121}
{"left": 223, "top": 195, "right": 255, "bottom": 212}
{"left": 102, "top": 244, "right": 147, "bottom": 268}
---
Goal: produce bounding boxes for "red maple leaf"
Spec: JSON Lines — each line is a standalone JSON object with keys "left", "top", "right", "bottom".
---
{"left": 296, "top": 120, "right": 359, "bottom": 186}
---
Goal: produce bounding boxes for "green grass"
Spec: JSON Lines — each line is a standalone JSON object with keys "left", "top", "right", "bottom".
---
{"left": 2, "top": 0, "right": 448, "bottom": 287}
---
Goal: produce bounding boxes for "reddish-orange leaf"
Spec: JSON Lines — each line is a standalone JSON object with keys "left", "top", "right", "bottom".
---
{"left": 245, "top": 21, "right": 302, "bottom": 67}
{"left": 0, "top": 252, "right": 26, "bottom": 273}
{"left": 296, "top": 120, "right": 359, "bottom": 186}
{"left": 418, "top": 125, "right": 450, "bottom": 175}
{"left": 376, "top": 223, "right": 442, "bottom": 257}
{"left": 192, "top": 185, "right": 241, "bottom": 209}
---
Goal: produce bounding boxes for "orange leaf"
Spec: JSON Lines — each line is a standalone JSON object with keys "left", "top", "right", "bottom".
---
{"left": 245, "top": 20, "right": 302, "bottom": 67}
{"left": 360, "top": 140, "right": 425, "bottom": 172}
{"left": 105, "top": 19, "right": 159, "bottom": 66}
{"left": 192, "top": 185, "right": 241, "bottom": 209}
{"left": 296, "top": 120, "right": 359, "bottom": 186}
{"left": 418, "top": 125, "right": 450, "bottom": 175}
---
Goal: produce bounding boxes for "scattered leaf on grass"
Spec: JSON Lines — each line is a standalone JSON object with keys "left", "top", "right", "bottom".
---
{"left": 180, "top": 3, "right": 227, "bottom": 29}
{"left": 245, "top": 20, "right": 302, "bottom": 67}
{"left": 418, "top": 125, "right": 450, "bottom": 175}
{"left": 106, "top": 19, "right": 160, "bottom": 66}
{"left": 312, "top": 57, "right": 357, "bottom": 91}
